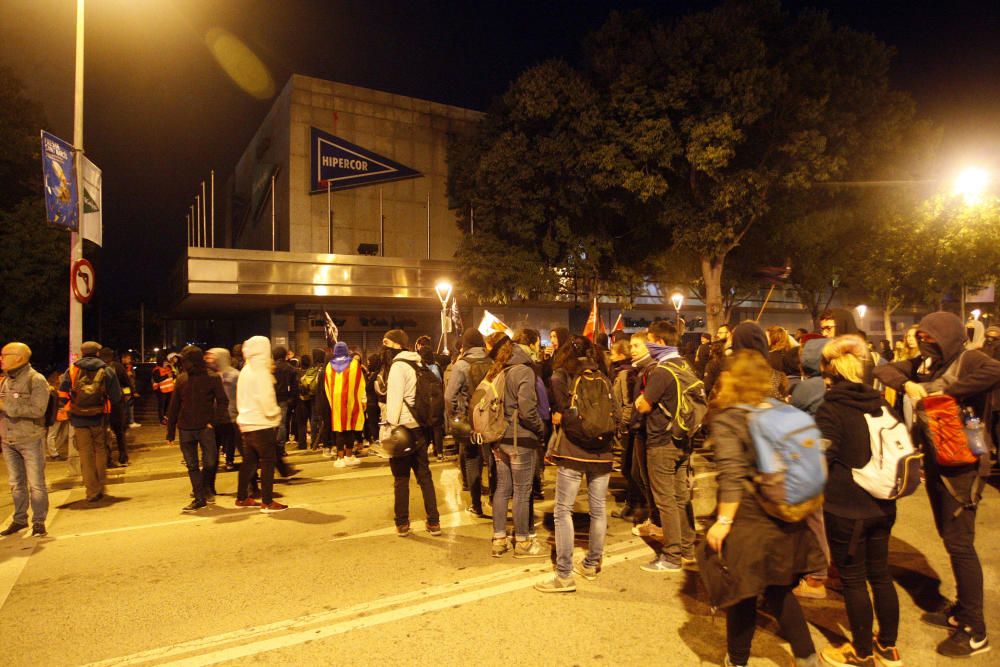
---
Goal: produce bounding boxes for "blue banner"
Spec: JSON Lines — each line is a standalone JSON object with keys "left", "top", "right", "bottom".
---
{"left": 41, "top": 131, "right": 79, "bottom": 231}
{"left": 310, "top": 127, "right": 421, "bottom": 193}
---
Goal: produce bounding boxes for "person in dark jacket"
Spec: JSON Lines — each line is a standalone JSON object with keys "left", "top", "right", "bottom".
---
{"left": 536, "top": 336, "right": 616, "bottom": 593}
{"left": 167, "top": 346, "right": 228, "bottom": 512}
{"left": 704, "top": 350, "right": 824, "bottom": 667}
{"left": 445, "top": 328, "right": 490, "bottom": 517}
{"left": 628, "top": 331, "right": 661, "bottom": 536}
{"left": 732, "top": 321, "right": 788, "bottom": 399}
{"left": 815, "top": 336, "right": 902, "bottom": 667}
{"left": 98, "top": 348, "right": 130, "bottom": 467}
{"left": 58, "top": 341, "right": 123, "bottom": 502}
{"left": 873, "top": 311, "right": 998, "bottom": 658}
{"left": 791, "top": 338, "right": 828, "bottom": 416}
{"left": 609, "top": 340, "right": 641, "bottom": 520}
{"left": 485, "top": 332, "right": 546, "bottom": 559}
{"left": 271, "top": 346, "right": 296, "bottom": 446}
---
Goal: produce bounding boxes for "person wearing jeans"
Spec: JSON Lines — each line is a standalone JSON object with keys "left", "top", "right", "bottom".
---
{"left": 491, "top": 442, "right": 535, "bottom": 546}
{"left": 646, "top": 444, "right": 695, "bottom": 564}
{"left": 179, "top": 427, "right": 219, "bottom": 507}
{"left": 0, "top": 342, "right": 51, "bottom": 537}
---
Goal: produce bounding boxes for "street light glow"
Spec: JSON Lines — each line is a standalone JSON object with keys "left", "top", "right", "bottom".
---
{"left": 434, "top": 280, "right": 453, "bottom": 306}
{"left": 670, "top": 291, "right": 684, "bottom": 312}
{"left": 856, "top": 304, "right": 867, "bottom": 320}
{"left": 954, "top": 167, "right": 989, "bottom": 205}
{"left": 972, "top": 309, "right": 982, "bottom": 320}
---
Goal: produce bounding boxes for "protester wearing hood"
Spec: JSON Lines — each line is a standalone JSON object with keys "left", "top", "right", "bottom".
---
{"left": 383, "top": 328, "right": 441, "bottom": 538}
{"left": 58, "top": 341, "right": 123, "bottom": 502}
{"left": 790, "top": 338, "right": 829, "bottom": 416}
{"left": 874, "top": 311, "right": 1000, "bottom": 657}
{"left": 317, "top": 341, "right": 366, "bottom": 468}
{"left": 207, "top": 348, "right": 241, "bottom": 471}
{"left": 814, "top": 336, "right": 902, "bottom": 667}
{"left": 0, "top": 342, "right": 51, "bottom": 536}
{"left": 235, "top": 336, "right": 287, "bottom": 512}
{"left": 445, "top": 328, "right": 491, "bottom": 518}
{"left": 98, "top": 347, "right": 130, "bottom": 467}
{"left": 167, "top": 346, "right": 228, "bottom": 512}
{"left": 732, "top": 321, "right": 789, "bottom": 400}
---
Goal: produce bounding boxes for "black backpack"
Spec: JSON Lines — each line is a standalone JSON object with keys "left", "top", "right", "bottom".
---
{"left": 44, "top": 387, "right": 58, "bottom": 428}
{"left": 395, "top": 358, "right": 445, "bottom": 428}
{"left": 561, "top": 368, "right": 619, "bottom": 451}
{"left": 464, "top": 356, "right": 493, "bottom": 398}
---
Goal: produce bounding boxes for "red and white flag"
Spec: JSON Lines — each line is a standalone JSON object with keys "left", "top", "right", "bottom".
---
{"left": 582, "top": 298, "right": 607, "bottom": 341}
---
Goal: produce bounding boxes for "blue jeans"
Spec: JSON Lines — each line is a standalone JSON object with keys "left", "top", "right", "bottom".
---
{"left": 2, "top": 438, "right": 49, "bottom": 525}
{"left": 554, "top": 464, "right": 610, "bottom": 578}
{"left": 492, "top": 442, "right": 536, "bottom": 540}
{"left": 179, "top": 427, "right": 218, "bottom": 503}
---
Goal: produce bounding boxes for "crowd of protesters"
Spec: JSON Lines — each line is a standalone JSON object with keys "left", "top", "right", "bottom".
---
{"left": 1, "top": 305, "right": 997, "bottom": 665}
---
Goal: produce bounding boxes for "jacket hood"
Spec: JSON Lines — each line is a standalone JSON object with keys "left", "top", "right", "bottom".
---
{"left": 75, "top": 356, "right": 106, "bottom": 371}
{"left": 801, "top": 338, "right": 827, "bottom": 376}
{"left": 393, "top": 350, "right": 422, "bottom": 364}
{"left": 503, "top": 345, "right": 533, "bottom": 368}
{"left": 731, "top": 322, "right": 769, "bottom": 361}
{"left": 461, "top": 346, "right": 487, "bottom": 359}
{"left": 823, "top": 381, "right": 883, "bottom": 416}
{"left": 181, "top": 346, "right": 207, "bottom": 374}
{"left": 242, "top": 336, "right": 272, "bottom": 369}
{"left": 918, "top": 311, "right": 967, "bottom": 367}
{"left": 966, "top": 318, "right": 985, "bottom": 349}
{"left": 207, "top": 348, "right": 232, "bottom": 372}
{"left": 828, "top": 308, "right": 861, "bottom": 336}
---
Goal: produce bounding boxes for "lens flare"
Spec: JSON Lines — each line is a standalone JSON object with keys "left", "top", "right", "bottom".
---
{"left": 954, "top": 167, "right": 989, "bottom": 205}
{"left": 205, "top": 28, "right": 275, "bottom": 100}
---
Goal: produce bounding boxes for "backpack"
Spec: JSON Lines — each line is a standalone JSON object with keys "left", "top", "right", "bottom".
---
{"left": 656, "top": 359, "right": 708, "bottom": 444}
{"left": 918, "top": 394, "right": 980, "bottom": 466}
{"left": 562, "top": 368, "right": 618, "bottom": 451}
{"left": 44, "top": 387, "right": 58, "bottom": 428}
{"left": 853, "top": 407, "right": 923, "bottom": 500}
{"left": 299, "top": 366, "right": 321, "bottom": 401}
{"left": 470, "top": 370, "right": 510, "bottom": 446}
{"left": 741, "top": 398, "right": 827, "bottom": 522}
{"left": 395, "top": 358, "right": 444, "bottom": 428}
{"left": 465, "top": 355, "right": 493, "bottom": 394}
{"left": 70, "top": 366, "right": 108, "bottom": 417}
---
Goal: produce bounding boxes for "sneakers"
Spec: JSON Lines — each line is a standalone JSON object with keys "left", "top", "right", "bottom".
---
{"left": 793, "top": 576, "right": 827, "bottom": 600}
{"left": 491, "top": 536, "right": 511, "bottom": 557}
{"left": 182, "top": 500, "right": 206, "bottom": 513}
{"left": 427, "top": 522, "right": 442, "bottom": 536}
{"left": 260, "top": 501, "right": 288, "bottom": 513}
{"left": 235, "top": 498, "right": 260, "bottom": 508}
{"left": 129, "top": 422, "right": 142, "bottom": 429}
{"left": 333, "top": 458, "right": 346, "bottom": 468}
{"left": 724, "top": 657, "right": 746, "bottom": 667}
{"left": 573, "top": 559, "right": 600, "bottom": 581}
{"left": 820, "top": 644, "right": 875, "bottom": 666}
{"left": 513, "top": 538, "right": 547, "bottom": 559}
{"left": 396, "top": 523, "right": 411, "bottom": 537}
{"left": 534, "top": 576, "right": 576, "bottom": 593}
{"left": 640, "top": 554, "right": 682, "bottom": 573}
{"left": 632, "top": 519, "right": 663, "bottom": 539}
{"left": 31, "top": 523, "right": 47, "bottom": 537}
{"left": 205, "top": 495, "right": 216, "bottom": 505}
{"left": 872, "top": 639, "right": 902, "bottom": 667}
{"left": 921, "top": 606, "right": 959, "bottom": 630}
{"left": 611, "top": 505, "right": 636, "bottom": 520}
{"left": 936, "top": 626, "right": 990, "bottom": 658}
{"left": 345, "top": 455, "right": 361, "bottom": 467}
{"left": 323, "top": 448, "right": 334, "bottom": 459}
{"left": 0, "top": 522, "right": 28, "bottom": 537}
{"left": 466, "top": 505, "right": 487, "bottom": 519}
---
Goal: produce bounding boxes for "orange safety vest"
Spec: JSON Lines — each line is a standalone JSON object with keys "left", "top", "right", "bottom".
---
{"left": 153, "top": 366, "right": 175, "bottom": 393}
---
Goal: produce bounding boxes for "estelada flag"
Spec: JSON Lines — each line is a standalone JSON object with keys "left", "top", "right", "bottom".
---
{"left": 612, "top": 313, "right": 625, "bottom": 334}
{"left": 478, "top": 310, "right": 514, "bottom": 339}
{"left": 582, "top": 298, "right": 607, "bottom": 341}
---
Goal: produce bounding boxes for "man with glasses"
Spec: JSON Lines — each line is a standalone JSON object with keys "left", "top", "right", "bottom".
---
{"left": 0, "top": 343, "right": 51, "bottom": 536}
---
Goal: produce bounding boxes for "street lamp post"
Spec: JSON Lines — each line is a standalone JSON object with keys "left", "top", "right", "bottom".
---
{"left": 671, "top": 291, "right": 684, "bottom": 333}
{"left": 435, "top": 280, "right": 453, "bottom": 356}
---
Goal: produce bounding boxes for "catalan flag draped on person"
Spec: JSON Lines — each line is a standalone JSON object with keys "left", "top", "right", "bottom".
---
{"left": 318, "top": 341, "right": 366, "bottom": 432}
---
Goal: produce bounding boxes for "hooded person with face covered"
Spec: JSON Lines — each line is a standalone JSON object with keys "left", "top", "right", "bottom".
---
{"left": 874, "top": 311, "right": 1000, "bottom": 658}
{"left": 167, "top": 346, "right": 228, "bottom": 512}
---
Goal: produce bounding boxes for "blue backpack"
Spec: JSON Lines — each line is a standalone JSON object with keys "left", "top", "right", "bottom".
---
{"left": 741, "top": 399, "right": 828, "bottom": 522}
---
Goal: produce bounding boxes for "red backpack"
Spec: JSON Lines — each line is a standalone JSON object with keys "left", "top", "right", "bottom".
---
{"left": 918, "top": 394, "right": 978, "bottom": 466}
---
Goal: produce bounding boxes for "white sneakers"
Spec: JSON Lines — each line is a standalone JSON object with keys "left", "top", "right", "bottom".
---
{"left": 333, "top": 456, "right": 361, "bottom": 468}
{"left": 333, "top": 458, "right": 346, "bottom": 468}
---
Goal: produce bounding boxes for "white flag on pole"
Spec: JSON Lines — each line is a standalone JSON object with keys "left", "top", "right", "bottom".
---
{"left": 477, "top": 310, "right": 514, "bottom": 339}
{"left": 81, "top": 155, "right": 102, "bottom": 247}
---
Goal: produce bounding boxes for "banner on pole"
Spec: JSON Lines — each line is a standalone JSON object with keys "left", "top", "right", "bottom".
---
{"left": 81, "top": 155, "right": 102, "bottom": 246}
{"left": 41, "top": 131, "right": 79, "bottom": 231}
{"left": 477, "top": 310, "right": 513, "bottom": 339}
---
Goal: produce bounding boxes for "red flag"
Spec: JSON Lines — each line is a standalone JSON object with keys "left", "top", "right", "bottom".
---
{"left": 612, "top": 313, "right": 624, "bottom": 333}
{"left": 583, "top": 297, "right": 599, "bottom": 341}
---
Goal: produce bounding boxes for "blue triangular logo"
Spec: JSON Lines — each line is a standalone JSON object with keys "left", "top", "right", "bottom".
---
{"left": 310, "top": 127, "right": 422, "bottom": 193}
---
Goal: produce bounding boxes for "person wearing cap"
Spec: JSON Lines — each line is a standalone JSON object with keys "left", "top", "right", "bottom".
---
{"left": 58, "top": 341, "right": 123, "bottom": 502}
{"left": 383, "top": 329, "right": 441, "bottom": 537}
{"left": 0, "top": 342, "right": 51, "bottom": 536}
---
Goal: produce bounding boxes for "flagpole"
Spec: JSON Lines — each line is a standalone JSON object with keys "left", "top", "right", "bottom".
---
{"left": 68, "top": 0, "right": 85, "bottom": 363}
{"left": 327, "top": 180, "right": 332, "bottom": 253}
{"left": 189, "top": 204, "right": 195, "bottom": 248}
{"left": 201, "top": 180, "right": 207, "bottom": 248}
{"left": 426, "top": 192, "right": 431, "bottom": 259}
{"left": 271, "top": 173, "right": 276, "bottom": 251}
{"left": 210, "top": 170, "right": 215, "bottom": 248}
{"left": 186, "top": 212, "right": 191, "bottom": 247}
{"left": 195, "top": 194, "right": 201, "bottom": 247}
{"left": 379, "top": 187, "right": 384, "bottom": 257}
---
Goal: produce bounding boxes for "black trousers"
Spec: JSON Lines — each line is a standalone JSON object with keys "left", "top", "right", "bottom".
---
{"left": 632, "top": 433, "right": 659, "bottom": 524}
{"left": 216, "top": 421, "right": 238, "bottom": 465}
{"left": 388, "top": 429, "right": 439, "bottom": 526}
{"left": 727, "top": 585, "right": 814, "bottom": 665}
{"left": 294, "top": 401, "right": 311, "bottom": 449}
{"left": 925, "top": 461, "right": 986, "bottom": 635}
{"left": 458, "top": 436, "right": 483, "bottom": 513}
{"left": 107, "top": 403, "right": 128, "bottom": 463}
{"left": 825, "top": 512, "right": 899, "bottom": 656}
{"left": 238, "top": 428, "right": 276, "bottom": 504}
{"left": 620, "top": 430, "right": 642, "bottom": 507}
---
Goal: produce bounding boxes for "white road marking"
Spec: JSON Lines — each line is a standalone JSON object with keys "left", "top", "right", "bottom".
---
{"left": 0, "top": 488, "right": 72, "bottom": 610}
{"left": 83, "top": 539, "right": 651, "bottom": 667}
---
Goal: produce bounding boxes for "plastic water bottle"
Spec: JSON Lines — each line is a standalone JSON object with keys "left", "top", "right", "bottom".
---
{"left": 963, "top": 408, "right": 988, "bottom": 457}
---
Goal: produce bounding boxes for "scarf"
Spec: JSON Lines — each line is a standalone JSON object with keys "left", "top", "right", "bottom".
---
{"left": 646, "top": 343, "right": 679, "bottom": 362}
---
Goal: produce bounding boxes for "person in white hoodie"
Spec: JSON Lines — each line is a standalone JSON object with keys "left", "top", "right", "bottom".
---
{"left": 383, "top": 329, "right": 440, "bottom": 537}
{"left": 235, "top": 336, "right": 287, "bottom": 512}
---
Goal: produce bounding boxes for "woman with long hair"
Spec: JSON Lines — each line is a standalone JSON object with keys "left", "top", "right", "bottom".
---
{"left": 766, "top": 325, "right": 800, "bottom": 376}
{"left": 484, "top": 332, "right": 547, "bottom": 559}
{"left": 895, "top": 325, "right": 920, "bottom": 361}
{"left": 705, "top": 351, "right": 824, "bottom": 667}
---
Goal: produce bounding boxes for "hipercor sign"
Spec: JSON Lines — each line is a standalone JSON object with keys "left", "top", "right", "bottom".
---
{"left": 309, "top": 126, "right": 421, "bottom": 193}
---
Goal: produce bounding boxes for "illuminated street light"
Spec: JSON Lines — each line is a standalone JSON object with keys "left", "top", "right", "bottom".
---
{"left": 435, "top": 280, "right": 454, "bottom": 355}
{"left": 856, "top": 304, "right": 867, "bottom": 321}
{"left": 972, "top": 308, "right": 982, "bottom": 320}
{"left": 671, "top": 291, "right": 684, "bottom": 314}
{"left": 954, "top": 167, "right": 989, "bottom": 205}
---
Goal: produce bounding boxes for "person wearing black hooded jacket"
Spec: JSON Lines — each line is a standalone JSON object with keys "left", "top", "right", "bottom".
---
{"left": 874, "top": 311, "right": 999, "bottom": 658}
{"left": 167, "top": 346, "right": 228, "bottom": 512}
{"left": 731, "top": 322, "right": 788, "bottom": 400}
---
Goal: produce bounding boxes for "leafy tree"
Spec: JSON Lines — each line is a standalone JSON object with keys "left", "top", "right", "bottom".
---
{"left": 0, "top": 65, "right": 44, "bottom": 210}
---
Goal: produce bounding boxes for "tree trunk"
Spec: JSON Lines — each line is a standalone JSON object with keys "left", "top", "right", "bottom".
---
{"left": 701, "top": 254, "right": 725, "bottom": 332}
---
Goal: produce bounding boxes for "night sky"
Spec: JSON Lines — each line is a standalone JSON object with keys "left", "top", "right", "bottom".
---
{"left": 2, "top": 0, "right": 999, "bottom": 315}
